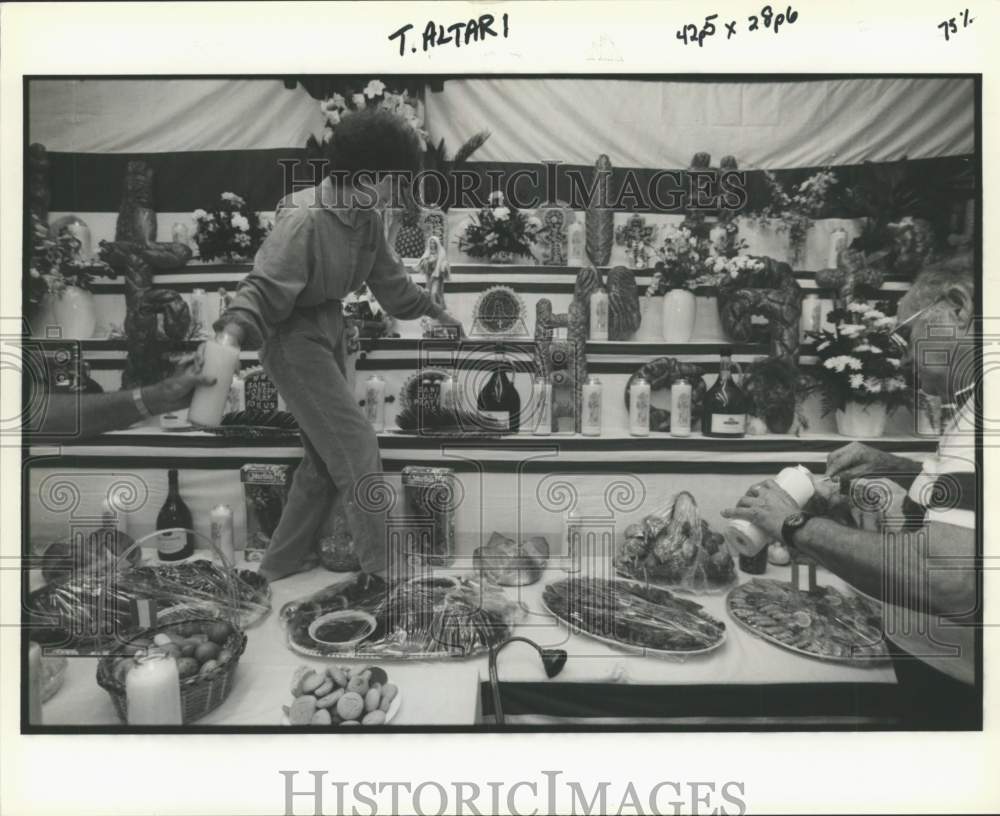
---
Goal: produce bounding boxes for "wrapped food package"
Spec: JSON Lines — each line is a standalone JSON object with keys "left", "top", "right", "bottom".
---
{"left": 280, "top": 572, "right": 522, "bottom": 660}
{"left": 241, "top": 463, "right": 295, "bottom": 562}
{"left": 26, "top": 558, "right": 271, "bottom": 654}
{"left": 473, "top": 532, "right": 549, "bottom": 586}
{"left": 400, "top": 467, "right": 457, "bottom": 568}
{"left": 616, "top": 492, "right": 737, "bottom": 594}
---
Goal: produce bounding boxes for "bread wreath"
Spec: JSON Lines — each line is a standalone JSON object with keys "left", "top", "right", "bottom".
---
{"left": 717, "top": 256, "right": 802, "bottom": 361}
{"left": 624, "top": 357, "right": 706, "bottom": 432}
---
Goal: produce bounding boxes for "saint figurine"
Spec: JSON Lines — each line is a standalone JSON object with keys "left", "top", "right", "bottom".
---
{"left": 418, "top": 236, "right": 454, "bottom": 337}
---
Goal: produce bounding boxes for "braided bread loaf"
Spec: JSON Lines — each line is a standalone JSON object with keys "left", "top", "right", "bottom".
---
{"left": 718, "top": 257, "right": 802, "bottom": 361}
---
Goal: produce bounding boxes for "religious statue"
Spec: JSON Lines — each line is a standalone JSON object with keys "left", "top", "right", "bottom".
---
{"left": 418, "top": 236, "right": 456, "bottom": 338}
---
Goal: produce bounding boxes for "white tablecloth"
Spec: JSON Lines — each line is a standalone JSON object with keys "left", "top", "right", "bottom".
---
{"left": 36, "top": 560, "right": 895, "bottom": 727}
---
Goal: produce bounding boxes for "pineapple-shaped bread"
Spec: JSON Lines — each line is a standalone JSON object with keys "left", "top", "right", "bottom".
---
{"left": 394, "top": 208, "right": 426, "bottom": 258}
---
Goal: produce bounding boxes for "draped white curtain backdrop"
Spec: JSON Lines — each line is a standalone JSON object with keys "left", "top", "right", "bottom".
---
{"left": 29, "top": 77, "right": 974, "bottom": 169}
{"left": 424, "top": 77, "right": 975, "bottom": 169}
{"left": 28, "top": 78, "right": 325, "bottom": 152}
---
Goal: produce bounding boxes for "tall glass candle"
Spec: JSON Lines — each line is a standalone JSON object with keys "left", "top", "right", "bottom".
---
{"left": 670, "top": 378, "right": 692, "bottom": 437}
{"left": 581, "top": 375, "right": 603, "bottom": 436}
{"left": 126, "top": 650, "right": 183, "bottom": 725}
{"left": 827, "top": 227, "right": 848, "bottom": 269}
{"left": 532, "top": 375, "right": 552, "bottom": 436}
{"left": 189, "top": 288, "right": 207, "bottom": 340}
{"left": 628, "top": 376, "right": 651, "bottom": 437}
{"left": 724, "top": 466, "right": 815, "bottom": 557}
{"left": 567, "top": 221, "right": 585, "bottom": 266}
{"left": 439, "top": 372, "right": 457, "bottom": 412}
{"left": 589, "top": 289, "right": 609, "bottom": 341}
{"left": 188, "top": 333, "right": 241, "bottom": 426}
{"left": 800, "top": 294, "right": 821, "bottom": 340}
{"left": 364, "top": 375, "right": 386, "bottom": 432}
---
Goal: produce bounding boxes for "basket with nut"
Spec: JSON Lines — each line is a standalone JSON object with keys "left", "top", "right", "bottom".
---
{"left": 282, "top": 665, "right": 400, "bottom": 727}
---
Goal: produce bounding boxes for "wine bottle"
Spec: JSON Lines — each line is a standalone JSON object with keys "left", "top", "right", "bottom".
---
{"left": 477, "top": 361, "right": 520, "bottom": 433}
{"left": 156, "top": 469, "right": 195, "bottom": 561}
{"left": 701, "top": 348, "right": 747, "bottom": 438}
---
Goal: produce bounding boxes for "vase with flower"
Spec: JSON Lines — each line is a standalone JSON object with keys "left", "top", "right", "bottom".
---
{"left": 809, "top": 300, "right": 910, "bottom": 438}
{"left": 27, "top": 214, "right": 116, "bottom": 339}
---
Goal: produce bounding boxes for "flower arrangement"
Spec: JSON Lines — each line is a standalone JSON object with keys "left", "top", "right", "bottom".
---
{"left": 458, "top": 192, "right": 544, "bottom": 262}
{"left": 648, "top": 219, "right": 763, "bottom": 295}
{"left": 614, "top": 214, "right": 657, "bottom": 269}
{"left": 192, "top": 193, "right": 271, "bottom": 262}
{"left": 27, "top": 214, "right": 115, "bottom": 305}
{"left": 746, "top": 167, "right": 837, "bottom": 263}
{"left": 809, "top": 300, "right": 910, "bottom": 414}
{"left": 315, "top": 79, "right": 428, "bottom": 149}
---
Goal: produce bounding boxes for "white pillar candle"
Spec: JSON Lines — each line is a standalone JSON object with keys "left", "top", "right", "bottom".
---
{"left": 628, "top": 377, "right": 651, "bottom": 437}
{"left": 724, "top": 466, "right": 816, "bottom": 556}
{"left": 188, "top": 334, "right": 241, "bottom": 427}
{"left": 210, "top": 504, "right": 235, "bottom": 565}
{"left": 126, "top": 651, "right": 183, "bottom": 725}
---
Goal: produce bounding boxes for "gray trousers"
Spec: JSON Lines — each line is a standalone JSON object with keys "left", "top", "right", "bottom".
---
{"left": 258, "top": 303, "right": 388, "bottom": 579}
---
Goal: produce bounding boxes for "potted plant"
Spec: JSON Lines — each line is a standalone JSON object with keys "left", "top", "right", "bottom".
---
{"left": 192, "top": 193, "right": 272, "bottom": 263}
{"left": 746, "top": 167, "right": 838, "bottom": 265}
{"left": 741, "top": 356, "right": 812, "bottom": 435}
{"left": 27, "top": 214, "right": 116, "bottom": 339}
{"left": 809, "top": 300, "right": 910, "bottom": 438}
{"left": 458, "top": 192, "right": 544, "bottom": 264}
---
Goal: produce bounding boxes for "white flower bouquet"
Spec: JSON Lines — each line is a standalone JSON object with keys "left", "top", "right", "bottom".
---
{"left": 458, "top": 192, "right": 544, "bottom": 262}
{"left": 809, "top": 300, "right": 910, "bottom": 413}
{"left": 192, "top": 192, "right": 272, "bottom": 262}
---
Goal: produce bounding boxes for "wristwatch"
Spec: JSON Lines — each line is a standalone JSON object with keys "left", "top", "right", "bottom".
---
{"left": 781, "top": 511, "right": 813, "bottom": 548}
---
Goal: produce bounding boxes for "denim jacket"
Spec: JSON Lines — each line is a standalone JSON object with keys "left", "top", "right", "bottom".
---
{"left": 217, "top": 177, "right": 431, "bottom": 350}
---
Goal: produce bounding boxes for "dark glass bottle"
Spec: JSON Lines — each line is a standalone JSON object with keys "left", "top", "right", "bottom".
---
{"left": 738, "top": 547, "right": 769, "bottom": 575}
{"left": 156, "top": 469, "right": 195, "bottom": 561}
{"left": 701, "top": 348, "right": 747, "bottom": 438}
{"left": 477, "top": 361, "right": 520, "bottom": 433}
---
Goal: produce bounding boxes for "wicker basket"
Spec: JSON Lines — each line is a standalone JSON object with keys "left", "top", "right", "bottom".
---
{"left": 96, "top": 616, "right": 247, "bottom": 725}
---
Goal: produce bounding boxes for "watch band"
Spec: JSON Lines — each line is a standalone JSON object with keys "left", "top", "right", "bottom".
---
{"left": 132, "top": 387, "right": 152, "bottom": 419}
{"left": 781, "top": 511, "right": 812, "bottom": 548}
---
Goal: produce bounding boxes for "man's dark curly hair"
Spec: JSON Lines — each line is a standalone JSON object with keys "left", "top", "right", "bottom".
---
{"left": 327, "top": 107, "right": 423, "bottom": 178}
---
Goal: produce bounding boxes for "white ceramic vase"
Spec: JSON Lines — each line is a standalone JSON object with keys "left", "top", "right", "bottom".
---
{"left": 662, "top": 289, "right": 696, "bottom": 343}
{"left": 835, "top": 401, "right": 888, "bottom": 438}
{"left": 634, "top": 295, "right": 663, "bottom": 341}
{"left": 32, "top": 285, "right": 97, "bottom": 339}
{"left": 691, "top": 292, "right": 725, "bottom": 341}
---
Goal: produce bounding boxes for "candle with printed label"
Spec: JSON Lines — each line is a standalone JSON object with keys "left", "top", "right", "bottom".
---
{"left": 364, "top": 375, "right": 386, "bottom": 432}
{"left": 581, "top": 375, "right": 603, "bottom": 436}
{"left": 589, "top": 288, "right": 609, "bottom": 341}
{"left": 628, "top": 376, "right": 651, "bottom": 437}
{"left": 670, "top": 378, "right": 692, "bottom": 437}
